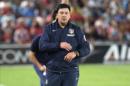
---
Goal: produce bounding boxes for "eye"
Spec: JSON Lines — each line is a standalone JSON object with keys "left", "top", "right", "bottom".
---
{"left": 60, "top": 11, "right": 64, "bottom": 15}
{"left": 65, "top": 12, "right": 69, "bottom": 15}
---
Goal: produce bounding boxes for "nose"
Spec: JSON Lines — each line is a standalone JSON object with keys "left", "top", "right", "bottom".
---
{"left": 62, "top": 13, "right": 66, "bottom": 17}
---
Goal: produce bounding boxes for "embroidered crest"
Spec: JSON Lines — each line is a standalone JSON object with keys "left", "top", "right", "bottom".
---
{"left": 67, "top": 28, "right": 75, "bottom": 37}
{"left": 69, "top": 29, "right": 74, "bottom": 34}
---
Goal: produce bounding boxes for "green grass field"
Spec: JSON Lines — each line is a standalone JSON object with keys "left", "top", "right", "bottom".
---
{"left": 0, "top": 64, "right": 130, "bottom": 86}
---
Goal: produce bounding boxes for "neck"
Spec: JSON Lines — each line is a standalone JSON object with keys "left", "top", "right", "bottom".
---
{"left": 59, "top": 23, "right": 66, "bottom": 28}
{"left": 58, "top": 20, "right": 69, "bottom": 29}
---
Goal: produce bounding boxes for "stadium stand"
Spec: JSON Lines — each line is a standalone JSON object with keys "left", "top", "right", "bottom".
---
{"left": 0, "top": 0, "right": 130, "bottom": 44}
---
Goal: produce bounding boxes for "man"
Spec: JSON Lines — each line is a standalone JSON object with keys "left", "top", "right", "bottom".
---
{"left": 39, "top": 3, "right": 90, "bottom": 86}
{"left": 28, "top": 35, "right": 49, "bottom": 86}
{"left": 28, "top": 1, "right": 70, "bottom": 86}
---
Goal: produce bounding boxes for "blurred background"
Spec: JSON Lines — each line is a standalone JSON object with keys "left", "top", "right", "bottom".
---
{"left": 0, "top": 0, "right": 130, "bottom": 86}
{"left": 0, "top": 0, "right": 130, "bottom": 44}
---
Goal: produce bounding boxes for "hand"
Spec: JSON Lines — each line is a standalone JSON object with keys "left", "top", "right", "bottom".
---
{"left": 60, "top": 42, "right": 72, "bottom": 51}
{"left": 38, "top": 65, "right": 46, "bottom": 72}
{"left": 64, "top": 51, "right": 76, "bottom": 62}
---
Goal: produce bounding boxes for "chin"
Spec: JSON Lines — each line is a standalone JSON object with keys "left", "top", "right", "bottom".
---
{"left": 61, "top": 22, "right": 67, "bottom": 26}
{"left": 62, "top": 21, "right": 68, "bottom": 24}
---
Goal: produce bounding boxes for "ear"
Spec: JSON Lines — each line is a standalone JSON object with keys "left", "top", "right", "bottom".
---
{"left": 56, "top": 14, "right": 58, "bottom": 19}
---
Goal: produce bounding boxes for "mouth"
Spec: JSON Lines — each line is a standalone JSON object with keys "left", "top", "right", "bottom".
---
{"left": 62, "top": 18, "right": 66, "bottom": 21}
{"left": 62, "top": 18, "right": 67, "bottom": 21}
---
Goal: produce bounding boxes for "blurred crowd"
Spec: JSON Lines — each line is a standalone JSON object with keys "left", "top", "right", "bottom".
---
{"left": 0, "top": 0, "right": 130, "bottom": 44}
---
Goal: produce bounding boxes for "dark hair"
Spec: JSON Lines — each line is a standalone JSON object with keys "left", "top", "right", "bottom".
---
{"left": 55, "top": 4, "right": 71, "bottom": 13}
{"left": 52, "top": 4, "right": 71, "bottom": 20}
{"left": 52, "top": 8, "right": 58, "bottom": 20}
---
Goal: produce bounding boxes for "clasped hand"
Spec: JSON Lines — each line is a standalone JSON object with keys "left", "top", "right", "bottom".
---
{"left": 60, "top": 42, "right": 76, "bottom": 62}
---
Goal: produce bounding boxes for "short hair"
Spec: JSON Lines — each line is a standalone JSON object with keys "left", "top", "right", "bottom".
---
{"left": 52, "top": 8, "right": 58, "bottom": 20}
{"left": 52, "top": 4, "right": 71, "bottom": 20}
{"left": 55, "top": 4, "right": 71, "bottom": 13}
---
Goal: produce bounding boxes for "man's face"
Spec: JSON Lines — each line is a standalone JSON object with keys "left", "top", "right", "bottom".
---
{"left": 57, "top": 8, "right": 70, "bottom": 25}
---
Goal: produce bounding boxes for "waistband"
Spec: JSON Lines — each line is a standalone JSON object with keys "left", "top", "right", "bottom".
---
{"left": 47, "top": 66, "right": 79, "bottom": 73}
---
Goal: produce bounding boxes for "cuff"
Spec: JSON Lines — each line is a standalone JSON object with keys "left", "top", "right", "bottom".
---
{"left": 74, "top": 51, "right": 80, "bottom": 57}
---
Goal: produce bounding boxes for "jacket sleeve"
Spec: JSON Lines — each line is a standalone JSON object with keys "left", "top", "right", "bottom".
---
{"left": 30, "top": 36, "right": 39, "bottom": 52}
{"left": 76, "top": 27, "right": 90, "bottom": 58}
{"left": 39, "top": 26, "right": 59, "bottom": 52}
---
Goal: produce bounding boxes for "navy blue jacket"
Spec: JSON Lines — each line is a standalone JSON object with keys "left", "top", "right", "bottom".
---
{"left": 30, "top": 35, "right": 51, "bottom": 65}
{"left": 39, "top": 21, "right": 90, "bottom": 71}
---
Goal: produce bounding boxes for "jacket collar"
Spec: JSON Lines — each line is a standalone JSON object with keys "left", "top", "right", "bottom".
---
{"left": 55, "top": 19, "right": 70, "bottom": 29}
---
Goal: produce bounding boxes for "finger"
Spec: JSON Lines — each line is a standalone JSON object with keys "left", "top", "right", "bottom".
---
{"left": 66, "top": 46, "right": 72, "bottom": 51}
{"left": 67, "top": 44, "right": 72, "bottom": 50}
{"left": 44, "top": 66, "right": 46, "bottom": 72}
{"left": 64, "top": 55, "right": 69, "bottom": 62}
{"left": 64, "top": 55, "right": 72, "bottom": 62}
{"left": 64, "top": 45, "right": 71, "bottom": 51}
{"left": 67, "top": 47, "right": 72, "bottom": 51}
{"left": 67, "top": 54, "right": 74, "bottom": 62}
{"left": 40, "top": 67, "right": 45, "bottom": 72}
{"left": 67, "top": 56, "right": 72, "bottom": 62}
{"left": 65, "top": 43, "right": 72, "bottom": 50}
{"left": 64, "top": 55, "right": 68, "bottom": 61}
{"left": 65, "top": 48, "right": 70, "bottom": 51}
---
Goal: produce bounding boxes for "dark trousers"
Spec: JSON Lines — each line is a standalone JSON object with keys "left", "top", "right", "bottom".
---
{"left": 33, "top": 65, "right": 46, "bottom": 86}
{"left": 46, "top": 68, "right": 79, "bottom": 86}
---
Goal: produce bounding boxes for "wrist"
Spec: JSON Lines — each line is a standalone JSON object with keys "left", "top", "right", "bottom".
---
{"left": 38, "top": 65, "right": 45, "bottom": 72}
{"left": 74, "top": 51, "right": 79, "bottom": 57}
{"left": 39, "top": 66, "right": 44, "bottom": 71}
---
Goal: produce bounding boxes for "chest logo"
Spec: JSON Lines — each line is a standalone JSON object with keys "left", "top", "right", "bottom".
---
{"left": 67, "top": 28, "right": 75, "bottom": 37}
{"left": 52, "top": 30, "right": 56, "bottom": 32}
